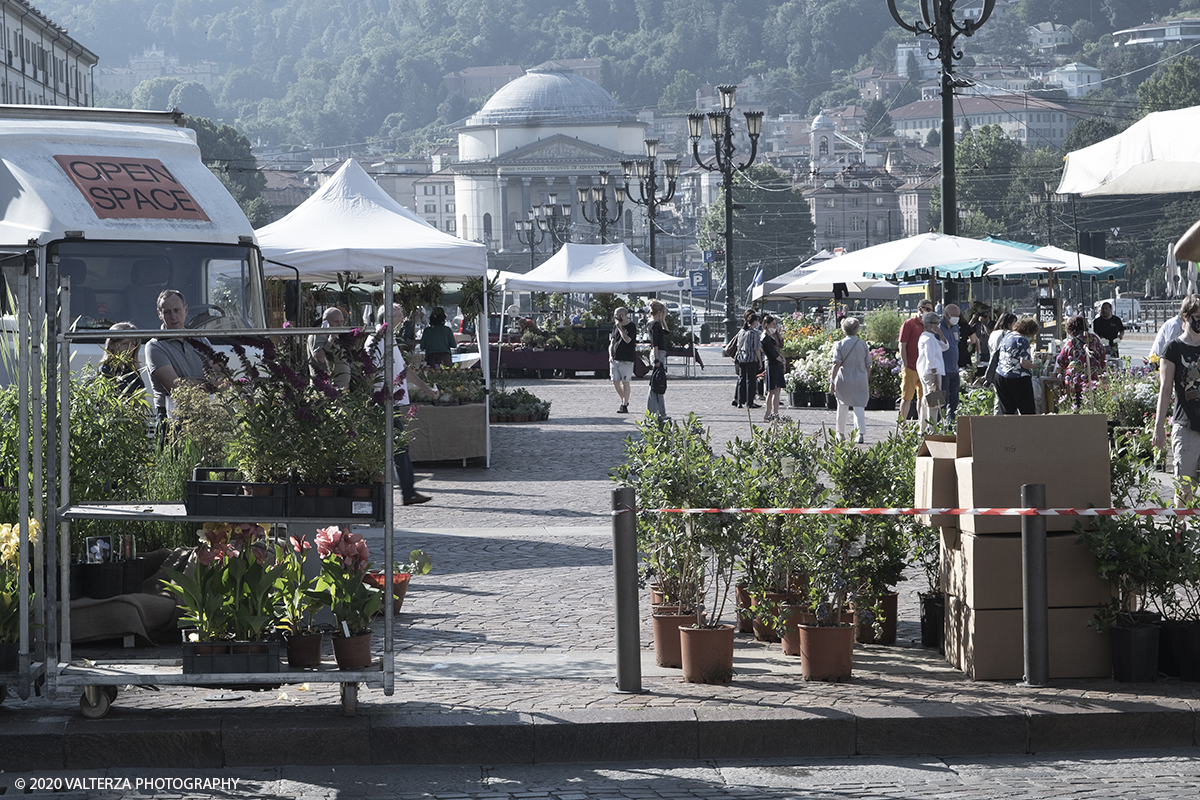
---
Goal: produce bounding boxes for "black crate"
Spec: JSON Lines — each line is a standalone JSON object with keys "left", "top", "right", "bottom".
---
{"left": 185, "top": 467, "right": 287, "bottom": 518}
{"left": 289, "top": 483, "right": 384, "bottom": 522}
{"left": 182, "top": 640, "right": 281, "bottom": 674}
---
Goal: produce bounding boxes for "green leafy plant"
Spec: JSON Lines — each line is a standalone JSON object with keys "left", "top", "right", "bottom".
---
{"left": 862, "top": 305, "right": 904, "bottom": 347}
{"left": 393, "top": 549, "right": 433, "bottom": 576}
{"left": 273, "top": 533, "right": 322, "bottom": 636}
{"left": 314, "top": 525, "right": 382, "bottom": 636}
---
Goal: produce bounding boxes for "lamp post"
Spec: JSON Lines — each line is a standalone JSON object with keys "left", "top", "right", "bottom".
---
{"left": 513, "top": 218, "right": 546, "bottom": 272}
{"left": 688, "top": 84, "right": 764, "bottom": 340}
{"left": 887, "top": 0, "right": 995, "bottom": 305}
{"left": 576, "top": 171, "right": 626, "bottom": 244}
{"left": 621, "top": 138, "right": 679, "bottom": 272}
{"left": 534, "top": 192, "right": 572, "bottom": 252}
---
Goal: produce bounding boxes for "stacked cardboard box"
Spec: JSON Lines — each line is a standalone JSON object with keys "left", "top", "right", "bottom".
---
{"left": 918, "top": 415, "right": 1114, "bottom": 680}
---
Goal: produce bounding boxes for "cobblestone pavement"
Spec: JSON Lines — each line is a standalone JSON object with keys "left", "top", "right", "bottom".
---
{"left": 397, "top": 353, "right": 898, "bottom": 529}
{"left": 7, "top": 751, "right": 1200, "bottom": 799}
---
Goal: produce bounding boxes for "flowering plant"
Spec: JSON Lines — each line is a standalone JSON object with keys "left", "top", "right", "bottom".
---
{"left": 784, "top": 359, "right": 823, "bottom": 393}
{"left": 0, "top": 519, "right": 39, "bottom": 644}
{"left": 867, "top": 347, "right": 902, "bottom": 398}
{"left": 273, "top": 533, "right": 321, "bottom": 636}
{"left": 160, "top": 522, "right": 281, "bottom": 641}
{"left": 314, "top": 526, "right": 382, "bottom": 636}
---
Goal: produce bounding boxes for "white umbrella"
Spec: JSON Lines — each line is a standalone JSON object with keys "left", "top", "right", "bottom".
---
{"left": 1167, "top": 243, "right": 1179, "bottom": 298}
{"left": 1058, "top": 105, "right": 1200, "bottom": 196}
{"left": 769, "top": 265, "right": 885, "bottom": 296}
{"left": 751, "top": 250, "right": 836, "bottom": 300}
{"left": 830, "top": 233, "right": 1059, "bottom": 281}
{"left": 985, "top": 245, "right": 1123, "bottom": 278}
{"left": 1189, "top": 262, "right": 1198, "bottom": 297}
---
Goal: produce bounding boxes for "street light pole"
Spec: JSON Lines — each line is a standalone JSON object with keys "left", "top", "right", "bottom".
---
{"left": 621, "top": 139, "right": 679, "bottom": 271}
{"left": 688, "top": 85, "right": 763, "bottom": 341}
{"left": 534, "top": 192, "right": 572, "bottom": 252}
{"left": 576, "top": 171, "right": 625, "bottom": 244}
{"left": 888, "top": 0, "right": 996, "bottom": 305}
{"left": 513, "top": 218, "right": 546, "bottom": 272}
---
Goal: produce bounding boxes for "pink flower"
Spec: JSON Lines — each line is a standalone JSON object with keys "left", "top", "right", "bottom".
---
{"left": 290, "top": 534, "right": 311, "bottom": 554}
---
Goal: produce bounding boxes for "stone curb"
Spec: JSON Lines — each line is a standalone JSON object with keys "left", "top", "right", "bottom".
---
{"left": 4, "top": 700, "right": 1196, "bottom": 770}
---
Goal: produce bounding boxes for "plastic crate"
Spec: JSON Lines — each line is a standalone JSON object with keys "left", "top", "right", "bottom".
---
{"left": 185, "top": 467, "right": 287, "bottom": 518}
{"left": 290, "top": 482, "right": 384, "bottom": 522}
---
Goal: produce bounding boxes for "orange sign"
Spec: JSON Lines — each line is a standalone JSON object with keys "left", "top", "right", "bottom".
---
{"left": 54, "top": 155, "right": 211, "bottom": 221}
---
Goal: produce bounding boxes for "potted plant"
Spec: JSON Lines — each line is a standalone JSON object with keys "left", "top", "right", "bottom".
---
{"left": 613, "top": 414, "right": 717, "bottom": 672}
{"left": 0, "top": 519, "right": 39, "bottom": 673}
{"left": 1077, "top": 436, "right": 1178, "bottom": 682}
{"left": 161, "top": 522, "right": 283, "bottom": 673}
{"left": 866, "top": 347, "right": 902, "bottom": 410}
{"left": 273, "top": 532, "right": 324, "bottom": 668}
{"left": 364, "top": 549, "right": 432, "bottom": 614}
{"left": 314, "top": 525, "right": 382, "bottom": 670}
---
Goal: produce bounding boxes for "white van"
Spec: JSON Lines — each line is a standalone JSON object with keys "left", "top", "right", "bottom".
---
{"left": 1, "top": 107, "right": 268, "bottom": 385}
{"left": 1092, "top": 298, "right": 1141, "bottom": 330}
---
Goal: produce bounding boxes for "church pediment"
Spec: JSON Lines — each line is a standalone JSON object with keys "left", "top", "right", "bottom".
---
{"left": 495, "top": 135, "right": 628, "bottom": 166}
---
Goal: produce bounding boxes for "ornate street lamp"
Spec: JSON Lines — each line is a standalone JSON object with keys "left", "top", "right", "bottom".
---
{"left": 534, "top": 192, "right": 572, "bottom": 252}
{"left": 887, "top": 0, "right": 996, "bottom": 304}
{"left": 513, "top": 218, "right": 546, "bottom": 272}
{"left": 621, "top": 139, "right": 679, "bottom": 272}
{"left": 688, "top": 84, "right": 763, "bottom": 340}
{"left": 576, "top": 171, "right": 626, "bottom": 244}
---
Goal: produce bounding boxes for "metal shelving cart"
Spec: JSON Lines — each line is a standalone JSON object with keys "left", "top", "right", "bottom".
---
{"left": 0, "top": 251, "right": 49, "bottom": 704}
{"left": 47, "top": 270, "right": 402, "bottom": 718}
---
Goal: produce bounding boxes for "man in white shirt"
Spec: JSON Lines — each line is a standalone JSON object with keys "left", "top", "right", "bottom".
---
{"left": 367, "top": 304, "right": 442, "bottom": 506}
{"left": 1152, "top": 298, "right": 1193, "bottom": 360}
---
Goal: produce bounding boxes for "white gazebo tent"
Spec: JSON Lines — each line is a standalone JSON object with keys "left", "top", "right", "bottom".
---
{"left": 256, "top": 158, "right": 492, "bottom": 463}
{"left": 498, "top": 243, "right": 688, "bottom": 373}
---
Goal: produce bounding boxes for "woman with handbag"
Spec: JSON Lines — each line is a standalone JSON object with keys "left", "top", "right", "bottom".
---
{"left": 828, "top": 316, "right": 870, "bottom": 442}
{"left": 993, "top": 317, "right": 1039, "bottom": 415}
{"left": 916, "top": 312, "right": 949, "bottom": 432}
{"left": 646, "top": 300, "right": 668, "bottom": 420}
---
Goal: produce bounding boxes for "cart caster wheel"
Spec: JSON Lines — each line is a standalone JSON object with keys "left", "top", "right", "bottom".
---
{"left": 340, "top": 682, "right": 357, "bottom": 717}
{"left": 80, "top": 689, "right": 112, "bottom": 719}
{"left": 104, "top": 685, "right": 118, "bottom": 703}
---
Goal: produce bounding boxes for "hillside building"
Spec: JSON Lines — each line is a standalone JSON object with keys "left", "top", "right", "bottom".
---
{"left": 890, "top": 94, "right": 1078, "bottom": 150}
{"left": 1, "top": 0, "right": 96, "bottom": 106}
{"left": 93, "top": 45, "right": 218, "bottom": 94}
{"left": 1114, "top": 18, "right": 1200, "bottom": 48}
{"left": 1028, "top": 22, "right": 1075, "bottom": 54}
{"left": 804, "top": 166, "right": 904, "bottom": 253}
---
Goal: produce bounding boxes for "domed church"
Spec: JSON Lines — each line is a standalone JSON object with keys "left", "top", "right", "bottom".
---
{"left": 453, "top": 65, "right": 647, "bottom": 258}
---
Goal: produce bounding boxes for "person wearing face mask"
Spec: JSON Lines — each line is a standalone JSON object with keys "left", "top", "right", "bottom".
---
{"left": 733, "top": 312, "right": 763, "bottom": 409}
{"left": 939, "top": 303, "right": 962, "bottom": 422}
{"left": 1154, "top": 294, "right": 1200, "bottom": 495}
{"left": 760, "top": 314, "right": 786, "bottom": 421}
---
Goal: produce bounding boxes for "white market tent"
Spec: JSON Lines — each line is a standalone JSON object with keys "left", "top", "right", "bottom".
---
{"left": 502, "top": 242, "right": 687, "bottom": 293}
{"left": 255, "top": 158, "right": 492, "bottom": 464}
{"left": 1057, "top": 105, "right": 1200, "bottom": 197}
{"left": 257, "top": 159, "right": 487, "bottom": 281}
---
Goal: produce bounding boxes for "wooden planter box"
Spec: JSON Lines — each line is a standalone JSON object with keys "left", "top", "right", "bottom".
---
{"left": 185, "top": 468, "right": 287, "bottom": 517}
{"left": 182, "top": 640, "right": 282, "bottom": 674}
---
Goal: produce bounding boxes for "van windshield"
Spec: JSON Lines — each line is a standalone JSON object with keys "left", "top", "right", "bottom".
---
{"left": 49, "top": 240, "right": 267, "bottom": 331}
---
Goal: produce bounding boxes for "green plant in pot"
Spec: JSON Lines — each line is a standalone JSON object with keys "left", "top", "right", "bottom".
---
{"left": 365, "top": 549, "right": 433, "bottom": 614}
{"left": 273, "top": 533, "right": 322, "bottom": 637}
{"left": 314, "top": 525, "right": 382, "bottom": 638}
{"left": 725, "top": 424, "right": 824, "bottom": 642}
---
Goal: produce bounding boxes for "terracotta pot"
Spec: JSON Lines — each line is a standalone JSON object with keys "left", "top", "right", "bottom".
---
{"left": 285, "top": 631, "right": 323, "bottom": 669}
{"left": 779, "top": 604, "right": 806, "bottom": 657}
{"left": 750, "top": 591, "right": 788, "bottom": 643}
{"left": 332, "top": 632, "right": 373, "bottom": 670}
{"left": 649, "top": 584, "right": 665, "bottom": 606}
{"left": 652, "top": 611, "right": 696, "bottom": 668}
{"left": 363, "top": 572, "right": 411, "bottom": 614}
{"left": 854, "top": 592, "right": 899, "bottom": 645}
{"left": 798, "top": 624, "right": 855, "bottom": 682}
{"left": 679, "top": 624, "right": 736, "bottom": 684}
{"left": 734, "top": 584, "right": 754, "bottom": 633}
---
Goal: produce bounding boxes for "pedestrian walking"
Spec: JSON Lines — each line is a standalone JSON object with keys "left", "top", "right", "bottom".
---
{"left": 829, "top": 316, "right": 870, "bottom": 443}
{"left": 609, "top": 306, "right": 637, "bottom": 414}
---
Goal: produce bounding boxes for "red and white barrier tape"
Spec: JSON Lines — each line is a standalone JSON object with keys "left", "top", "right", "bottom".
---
{"left": 613, "top": 506, "right": 1199, "bottom": 517}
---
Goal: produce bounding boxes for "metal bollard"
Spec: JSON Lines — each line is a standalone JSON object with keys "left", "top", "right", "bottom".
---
{"left": 1021, "top": 483, "right": 1049, "bottom": 687}
{"left": 612, "top": 486, "right": 644, "bottom": 693}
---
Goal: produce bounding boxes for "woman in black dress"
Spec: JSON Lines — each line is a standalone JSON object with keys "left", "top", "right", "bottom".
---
{"left": 761, "top": 314, "right": 786, "bottom": 421}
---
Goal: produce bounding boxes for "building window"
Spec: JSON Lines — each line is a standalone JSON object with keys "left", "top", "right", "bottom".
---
{"left": 445, "top": 220, "right": 456, "bottom": 232}
{"left": 826, "top": 219, "right": 837, "bottom": 236}
{"left": 851, "top": 217, "right": 863, "bottom": 232}
{"left": 424, "top": 204, "right": 437, "bottom": 213}
{"left": 876, "top": 196, "right": 884, "bottom": 206}
{"left": 851, "top": 197, "right": 860, "bottom": 207}
{"left": 423, "top": 185, "right": 436, "bottom": 195}
{"left": 446, "top": 202, "right": 455, "bottom": 213}
{"left": 445, "top": 184, "right": 454, "bottom": 195}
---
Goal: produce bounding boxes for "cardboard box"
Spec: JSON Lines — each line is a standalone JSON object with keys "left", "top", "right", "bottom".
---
{"left": 943, "top": 531, "right": 1113, "bottom": 609}
{"left": 938, "top": 526, "right": 959, "bottom": 596}
{"left": 945, "top": 595, "right": 1111, "bottom": 680}
{"left": 954, "top": 415, "right": 1111, "bottom": 534}
{"left": 916, "top": 435, "right": 959, "bottom": 528}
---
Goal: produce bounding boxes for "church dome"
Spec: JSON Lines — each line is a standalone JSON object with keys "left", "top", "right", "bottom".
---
{"left": 811, "top": 113, "right": 836, "bottom": 131}
{"left": 463, "top": 67, "right": 637, "bottom": 127}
